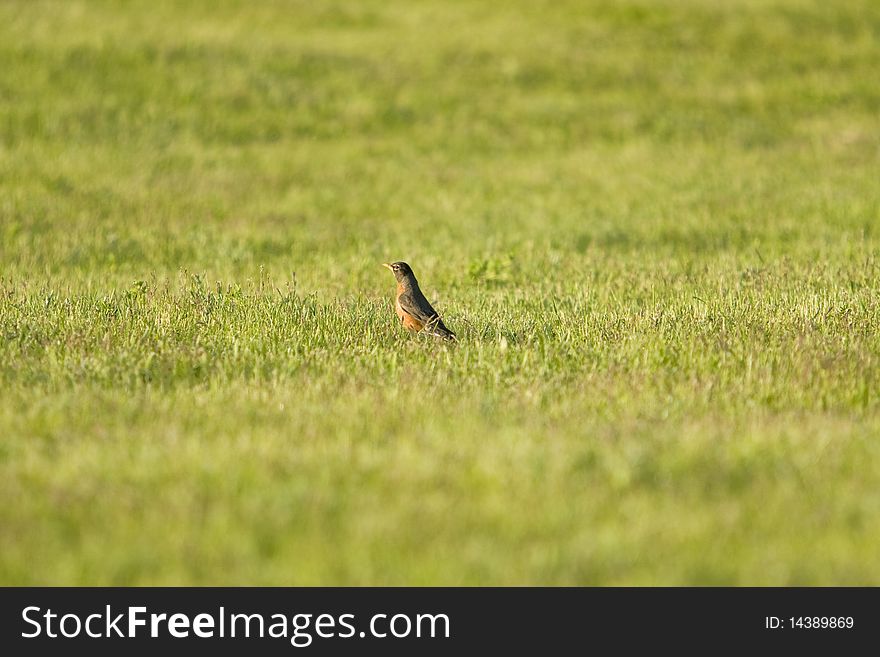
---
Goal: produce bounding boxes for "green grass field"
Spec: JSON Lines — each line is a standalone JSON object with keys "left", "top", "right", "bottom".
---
{"left": 2, "top": 0, "right": 879, "bottom": 585}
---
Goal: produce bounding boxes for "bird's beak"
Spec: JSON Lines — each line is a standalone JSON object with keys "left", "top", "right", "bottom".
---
{"left": 382, "top": 263, "right": 393, "bottom": 270}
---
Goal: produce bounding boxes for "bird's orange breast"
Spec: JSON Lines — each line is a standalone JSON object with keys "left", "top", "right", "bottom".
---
{"left": 395, "top": 285, "right": 424, "bottom": 332}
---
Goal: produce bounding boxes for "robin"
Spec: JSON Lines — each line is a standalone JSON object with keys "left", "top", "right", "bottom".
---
{"left": 382, "top": 261, "right": 456, "bottom": 340}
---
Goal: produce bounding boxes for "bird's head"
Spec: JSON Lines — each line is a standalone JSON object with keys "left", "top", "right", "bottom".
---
{"left": 382, "top": 261, "right": 415, "bottom": 283}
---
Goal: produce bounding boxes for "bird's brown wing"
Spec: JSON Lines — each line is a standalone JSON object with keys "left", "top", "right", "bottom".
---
{"left": 398, "top": 291, "right": 437, "bottom": 323}
{"left": 398, "top": 291, "right": 456, "bottom": 340}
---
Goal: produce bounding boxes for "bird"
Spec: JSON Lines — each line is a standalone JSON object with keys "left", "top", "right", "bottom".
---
{"left": 382, "top": 261, "right": 456, "bottom": 340}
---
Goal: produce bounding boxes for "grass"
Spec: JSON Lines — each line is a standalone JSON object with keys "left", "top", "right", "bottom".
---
{"left": 1, "top": 0, "right": 879, "bottom": 585}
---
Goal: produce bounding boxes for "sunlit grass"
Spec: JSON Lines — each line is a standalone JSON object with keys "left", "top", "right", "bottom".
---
{"left": 1, "top": 0, "right": 879, "bottom": 584}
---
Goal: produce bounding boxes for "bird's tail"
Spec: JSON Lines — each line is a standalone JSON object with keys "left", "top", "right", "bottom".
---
{"left": 426, "top": 317, "right": 457, "bottom": 341}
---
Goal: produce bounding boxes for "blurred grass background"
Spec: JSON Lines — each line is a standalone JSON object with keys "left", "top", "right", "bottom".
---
{"left": 1, "top": 0, "right": 879, "bottom": 584}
